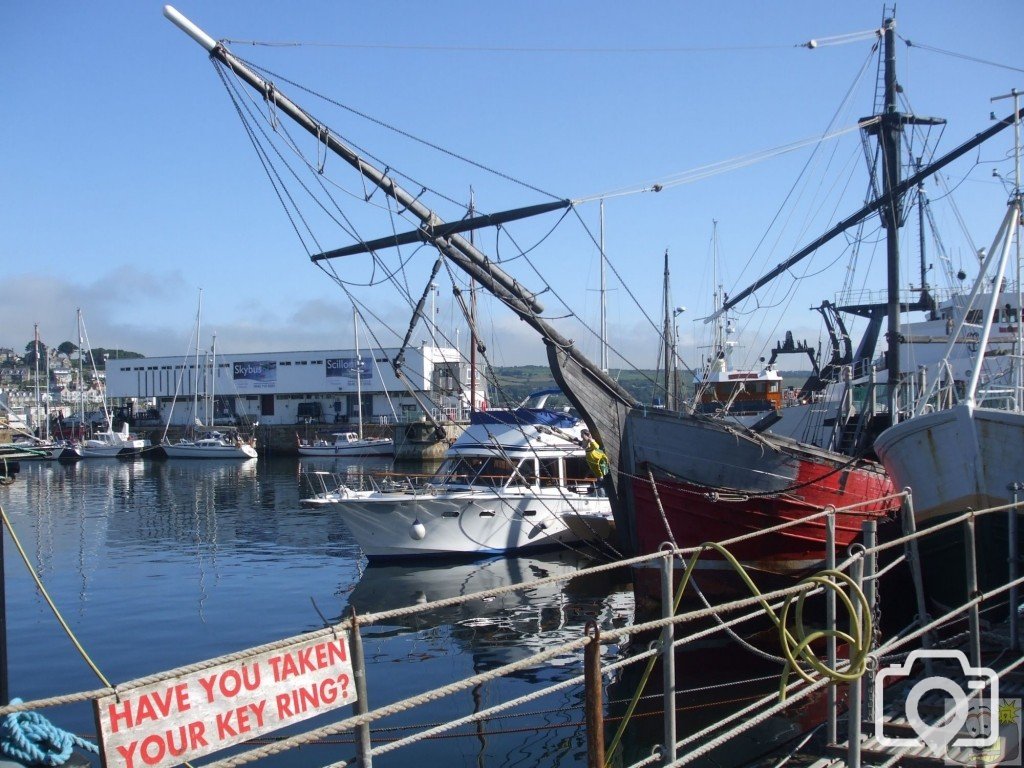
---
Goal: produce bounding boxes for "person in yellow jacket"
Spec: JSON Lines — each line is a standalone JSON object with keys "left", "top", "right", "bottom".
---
{"left": 580, "top": 429, "right": 609, "bottom": 478}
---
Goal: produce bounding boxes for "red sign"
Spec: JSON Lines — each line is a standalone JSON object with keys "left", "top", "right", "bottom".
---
{"left": 94, "top": 633, "right": 355, "bottom": 768}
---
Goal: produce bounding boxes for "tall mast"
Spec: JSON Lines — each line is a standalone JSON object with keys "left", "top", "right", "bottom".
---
{"left": 33, "top": 323, "right": 40, "bottom": 437}
{"left": 194, "top": 289, "right": 203, "bottom": 428}
{"left": 76, "top": 308, "right": 84, "bottom": 425}
{"left": 354, "top": 307, "right": 363, "bottom": 440}
{"left": 600, "top": 200, "right": 608, "bottom": 372}
{"left": 879, "top": 17, "right": 903, "bottom": 421}
{"left": 44, "top": 340, "right": 50, "bottom": 441}
{"left": 661, "top": 250, "right": 673, "bottom": 410}
{"left": 468, "top": 189, "right": 478, "bottom": 413}
{"left": 210, "top": 333, "right": 217, "bottom": 428}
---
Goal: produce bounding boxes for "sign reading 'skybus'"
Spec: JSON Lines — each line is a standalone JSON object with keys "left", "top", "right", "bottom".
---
{"left": 94, "top": 633, "right": 355, "bottom": 768}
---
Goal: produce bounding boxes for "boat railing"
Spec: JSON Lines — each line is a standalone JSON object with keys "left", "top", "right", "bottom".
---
{"left": 6, "top": 483, "right": 1021, "bottom": 767}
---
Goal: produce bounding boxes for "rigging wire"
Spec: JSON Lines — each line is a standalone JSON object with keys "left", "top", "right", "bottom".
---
{"left": 222, "top": 28, "right": 881, "bottom": 54}
{"left": 574, "top": 122, "right": 871, "bottom": 204}
{"left": 898, "top": 35, "right": 1024, "bottom": 75}
{"left": 233, "top": 54, "right": 561, "bottom": 201}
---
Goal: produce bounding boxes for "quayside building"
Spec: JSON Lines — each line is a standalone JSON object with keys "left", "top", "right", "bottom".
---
{"left": 104, "top": 343, "right": 479, "bottom": 427}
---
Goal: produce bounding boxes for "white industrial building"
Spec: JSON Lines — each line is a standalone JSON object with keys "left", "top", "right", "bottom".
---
{"left": 104, "top": 343, "right": 480, "bottom": 427}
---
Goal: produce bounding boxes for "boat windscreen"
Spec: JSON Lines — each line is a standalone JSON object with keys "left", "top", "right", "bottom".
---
{"left": 433, "top": 456, "right": 519, "bottom": 488}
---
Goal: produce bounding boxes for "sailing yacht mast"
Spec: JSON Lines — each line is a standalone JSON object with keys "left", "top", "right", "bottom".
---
{"left": 354, "top": 307, "right": 363, "bottom": 441}
{"left": 468, "top": 190, "right": 478, "bottom": 413}
{"left": 76, "top": 308, "right": 85, "bottom": 427}
{"left": 33, "top": 324, "right": 40, "bottom": 438}
{"left": 194, "top": 290, "right": 203, "bottom": 428}
{"left": 210, "top": 333, "right": 217, "bottom": 428}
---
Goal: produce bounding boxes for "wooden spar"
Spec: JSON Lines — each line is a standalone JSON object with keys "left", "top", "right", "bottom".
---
{"left": 713, "top": 106, "right": 1024, "bottom": 321}
{"left": 163, "top": 6, "right": 639, "bottom": 494}
{"left": 162, "top": 6, "right": 543, "bottom": 316}
{"left": 311, "top": 200, "right": 572, "bottom": 261}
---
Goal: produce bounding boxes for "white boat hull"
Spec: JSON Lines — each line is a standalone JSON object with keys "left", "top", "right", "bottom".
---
{"left": 162, "top": 441, "right": 258, "bottom": 459}
{"left": 67, "top": 438, "right": 151, "bottom": 459}
{"left": 329, "top": 489, "right": 612, "bottom": 558}
{"left": 874, "top": 402, "right": 1024, "bottom": 524}
{"left": 874, "top": 401, "right": 1024, "bottom": 607}
{"left": 297, "top": 440, "right": 394, "bottom": 457}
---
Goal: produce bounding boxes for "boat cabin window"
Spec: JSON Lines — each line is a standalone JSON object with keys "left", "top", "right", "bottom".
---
{"left": 539, "top": 458, "right": 561, "bottom": 487}
{"left": 434, "top": 456, "right": 521, "bottom": 488}
{"left": 509, "top": 459, "right": 537, "bottom": 488}
{"left": 564, "top": 456, "right": 591, "bottom": 484}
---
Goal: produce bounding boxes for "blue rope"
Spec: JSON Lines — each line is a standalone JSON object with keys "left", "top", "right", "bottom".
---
{"left": 1, "top": 699, "right": 98, "bottom": 766}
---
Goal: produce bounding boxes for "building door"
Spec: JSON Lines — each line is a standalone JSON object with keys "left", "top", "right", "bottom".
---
{"left": 260, "top": 394, "right": 275, "bottom": 416}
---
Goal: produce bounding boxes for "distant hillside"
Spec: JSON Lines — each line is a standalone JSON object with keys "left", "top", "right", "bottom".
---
{"left": 486, "top": 366, "right": 810, "bottom": 408}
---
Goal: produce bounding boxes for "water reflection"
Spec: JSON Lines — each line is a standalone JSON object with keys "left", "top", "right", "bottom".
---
{"left": 343, "top": 552, "right": 634, "bottom": 765}
{"left": 607, "top": 626, "right": 829, "bottom": 767}
{"left": 348, "top": 551, "right": 634, "bottom": 663}
{"left": 297, "top": 456, "right": 394, "bottom": 492}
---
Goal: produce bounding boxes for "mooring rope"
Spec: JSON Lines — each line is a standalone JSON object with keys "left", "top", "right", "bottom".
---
{"left": 0, "top": 698, "right": 98, "bottom": 766}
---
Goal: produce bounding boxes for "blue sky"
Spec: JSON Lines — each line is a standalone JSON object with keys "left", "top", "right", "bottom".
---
{"left": 3, "top": 2, "right": 1021, "bottom": 373}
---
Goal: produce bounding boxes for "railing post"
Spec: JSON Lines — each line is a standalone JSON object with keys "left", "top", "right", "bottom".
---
{"left": 847, "top": 555, "right": 864, "bottom": 768}
{"left": 1010, "top": 483, "right": 1021, "bottom": 653}
{"left": 0, "top": 518, "right": 7, "bottom": 706}
{"left": 584, "top": 622, "right": 605, "bottom": 768}
{"left": 660, "top": 547, "right": 677, "bottom": 763}
{"left": 963, "top": 514, "right": 982, "bottom": 669}
{"left": 861, "top": 520, "right": 878, "bottom": 722}
{"left": 899, "top": 490, "right": 932, "bottom": 658}
{"left": 825, "top": 508, "right": 837, "bottom": 746}
{"left": 349, "top": 608, "right": 373, "bottom": 767}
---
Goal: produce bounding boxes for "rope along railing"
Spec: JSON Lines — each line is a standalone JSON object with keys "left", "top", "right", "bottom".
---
{"left": 4, "top": 487, "right": 1021, "bottom": 768}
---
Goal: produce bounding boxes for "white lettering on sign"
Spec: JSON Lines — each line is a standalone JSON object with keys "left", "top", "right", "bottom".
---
{"left": 94, "top": 634, "right": 355, "bottom": 768}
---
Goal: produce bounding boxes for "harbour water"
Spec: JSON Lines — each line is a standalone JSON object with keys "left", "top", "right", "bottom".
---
{"left": 0, "top": 457, "right": 637, "bottom": 767}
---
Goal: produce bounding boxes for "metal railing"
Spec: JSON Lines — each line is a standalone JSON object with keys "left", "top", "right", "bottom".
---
{"left": 3, "top": 485, "right": 1021, "bottom": 768}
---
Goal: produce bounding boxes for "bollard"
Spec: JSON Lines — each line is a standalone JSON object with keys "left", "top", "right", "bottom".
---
{"left": 584, "top": 622, "right": 605, "bottom": 768}
{"left": 660, "top": 548, "right": 677, "bottom": 763}
{"left": 825, "top": 509, "right": 837, "bottom": 745}
{"left": 847, "top": 556, "right": 864, "bottom": 768}
{"left": 349, "top": 608, "right": 373, "bottom": 768}
{"left": 1011, "top": 483, "right": 1021, "bottom": 653}
{"left": 963, "top": 515, "right": 982, "bottom": 669}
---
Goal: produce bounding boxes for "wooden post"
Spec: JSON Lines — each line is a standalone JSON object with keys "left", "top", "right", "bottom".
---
{"left": 349, "top": 608, "right": 373, "bottom": 767}
{"left": 584, "top": 622, "right": 605, "bottom": 768}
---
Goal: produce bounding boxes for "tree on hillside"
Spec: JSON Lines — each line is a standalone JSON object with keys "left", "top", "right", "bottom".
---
{"left": 57, "top": 341, "right": 79, "bottom": 359}
{"left": 84, "top": 348, "right": 145, "bottom": 369}
{"left": 23, "top": 340, "right": 48, "bottom": 369}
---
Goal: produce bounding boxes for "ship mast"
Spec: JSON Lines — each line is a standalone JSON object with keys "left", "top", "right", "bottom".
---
{"left": 163, "top": 6, "right": 638, "bottom": 496}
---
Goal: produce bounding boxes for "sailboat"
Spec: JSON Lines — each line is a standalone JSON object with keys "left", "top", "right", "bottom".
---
{"left": 161, "top": 333, "right": 258, "bottom": 460}
{"left": 164, "top": 9, "right": 1017, "bottom": 586}
{"left": 296, "top": 308, "right": 394, "bottom": 457}
{"left": 9, "top": 325, "right": 70, "bottom": 460}
{"left": 60, "top": 309, "right": 151, "bottom": 460}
